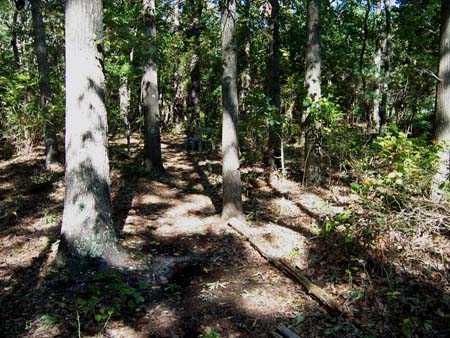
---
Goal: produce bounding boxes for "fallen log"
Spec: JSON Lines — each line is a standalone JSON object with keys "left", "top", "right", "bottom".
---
{"left": 227, "top": 217, "right": 342, "bottom": 315}
{"left": 271, "top": 324, "right": 302, "bottom": 338}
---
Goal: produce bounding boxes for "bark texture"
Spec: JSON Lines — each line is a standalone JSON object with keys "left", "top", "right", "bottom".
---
{"left": 61, "top": 0, "right": 123, "bottom": 270}
{"left": 30, "top": 0, "right": 60, "bottom": 167}
{"left": 432, "top": 0, "right": 450, "bottom": 200}
{"left": 303, "top": 0, "right": 323, "bottom": 187}
{"left": 142, "top": 0, "right": 164, "bottom": 172}
{"left": 221, "top": 0, "right": 243, "bottom": 220}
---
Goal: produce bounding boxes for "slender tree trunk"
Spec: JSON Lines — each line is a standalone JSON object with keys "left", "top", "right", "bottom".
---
{"left": 432, "top": 0, "right": 450, "bottom": 200}
{"left": 265, "top": 0, "right": 282, "bottom": 175}
{"left": 142, "top": 0, "right": 164, "bottom": 172}
{"left": 187, "top": 0, "right": 203, "bottom": 132}
{"left": 221, "top": 0, "right": 243, "bottom": 220}
{"left": 360, "top": 0, "right": 370, "bottom": 126}
{"left": 11, "top": 6, "right": 20, "bottom": 68}
{"left": 30, "top": 0, "right": 60, "bottom": 167}
{"left": 380, "top": 0, "right": 391, "bottom": 129}
{"left": 369, "top": 0, "right": 383, "bottom": 134}
{"left": 303, "top": 0, "right": 323, "bottom": 187}
{"left": 60, "top": 0, "right": 124, "bottom": 270}
{"left": 173, "top": 0, "right": 180, "bottom": 28}
{"left": 119, "top": 74, "right": 131, "bottom": 153}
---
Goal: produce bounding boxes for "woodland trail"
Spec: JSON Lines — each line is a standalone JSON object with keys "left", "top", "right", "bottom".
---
{"left": 0, "top": 134, "right": 449, "bottom": 337}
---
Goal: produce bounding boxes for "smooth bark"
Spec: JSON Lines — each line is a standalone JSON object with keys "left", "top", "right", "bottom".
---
{"left": 30, "top": 0, "right": 60, "bottom": 167}
{"left": 142, "top": 0, "right": 164, "bottom": 172}
{"left": 432, "top": 0, "right": 450, "bottom": 200}
{"left": 303, "top": 0, "right": 323, "bottom": 187}
{"left": 61, "top": 0, "right": 123, "bottom": 270}
{"left": 221, "top": 0, "right": 243, "bottom": 220}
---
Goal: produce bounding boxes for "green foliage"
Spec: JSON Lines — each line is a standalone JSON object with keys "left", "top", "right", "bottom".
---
{"left": 353, "top": 127, "right": 440, "bottom": 209}
{"left": 77, "top": 271, "right": 145, "bottom": 325}
{"left": 303, "top": 96, "right": 344, "bottom": 135}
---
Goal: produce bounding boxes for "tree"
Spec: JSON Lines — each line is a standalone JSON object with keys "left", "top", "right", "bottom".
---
{"left": 186, "top": 0, "right": 204, "bottom": 133}
{"left": 221, "top": 0, "right": 243, "bottom": 220}
{"left": 30, "top": 0, "right": 60, "bottom": 167}
{"left": 432, "top": 0, "right": 450, "bottom": 200}
{"left": 60, "top": 0, "right": 124, "bottom": 270}
{"left": 303, "top": 0, "right": 323, "bottom": 187}
{"left": 142, "top": 0, "right": 164, "bottom": 173}
{"left": 265, "top": 0, "right": 282, "bottom": 177}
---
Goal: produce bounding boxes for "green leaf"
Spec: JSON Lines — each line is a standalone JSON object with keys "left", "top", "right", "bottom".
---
{"left": 350, "top": 182, "right": 361, "bottom": 192}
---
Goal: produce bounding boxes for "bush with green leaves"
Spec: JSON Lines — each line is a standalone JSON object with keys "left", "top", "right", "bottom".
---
{"left": 351, "top": 127, "right": 440, "bottom": 209}
{"left": 77, "top": 271, "right": 145, "bottom": 326}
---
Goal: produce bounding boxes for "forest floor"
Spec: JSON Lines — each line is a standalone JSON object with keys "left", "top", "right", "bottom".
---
{"left": 0, "top": 133, "right": 449, "bottom": 338}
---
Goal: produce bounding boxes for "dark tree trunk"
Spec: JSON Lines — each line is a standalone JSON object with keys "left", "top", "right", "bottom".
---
{"left": 142, "top": 0, "right": 164, "bottom": 172}
{"left": 432, "top": 0, "right": 450, "bottom": 200}
{"left": 303, "top": 0, "right": 323, "bottom": 187}
{"left": 60, "top": 0, "right": 124, "bottom": 270}
{"left": 360, "top": 0, "right": 370, "bottom": 126}
{"left": 187, "top": 0, "right": 203, "bottom": 133}
{"left": 30, "top": 0, "right": 60, "bottom": 167}
{"left": 221, "top": 0, "right": 243, "bottom": 220}
{"left": 265, "top": 0, "right": 282, "bottom": 174}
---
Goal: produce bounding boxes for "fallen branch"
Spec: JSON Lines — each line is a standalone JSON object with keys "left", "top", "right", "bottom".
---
{"left": 271, "top": 324, "right": 302, "bottom": 338}
{"left": 227, "top": 217, "right": 342, "bottom": 315}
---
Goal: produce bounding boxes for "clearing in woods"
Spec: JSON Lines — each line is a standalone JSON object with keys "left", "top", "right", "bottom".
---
{"left": 0, "top": 134, "right": 449, "bottom": 337}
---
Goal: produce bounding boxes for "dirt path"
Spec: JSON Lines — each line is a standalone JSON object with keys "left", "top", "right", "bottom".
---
{"left": 0, "top": 135, "right": 449, "bottom": 338}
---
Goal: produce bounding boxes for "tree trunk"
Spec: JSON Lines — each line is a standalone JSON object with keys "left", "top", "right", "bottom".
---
{"left": 266, "top": 0, "right": 282, "bottom": 175}
{"left": 369, "top": 0, "right": 383, "bottom": 134}
{"left": 360, "top": 0, "right": 370, "bottom": 126}
{"left": 432, "top": 0, "right": 450, "bottom": 200}
{"left": 11, "top": 5, "right": 20, "bottom": 68}
{"left": 61, "top": 0, "right": 124, "bottom": 270}
{"left": 221, "top": 0, "right": 243, "bottom": 220}
{"left": 187, "top": 0, "right": 203, "bottom": 133}
{"left": 380, "top": 0, "right": 391, "bottom": 129}
{"left": 142, "top": 0, "right": 164, "bottom": 172}
{"left": 119, "top": 74, "right": 131, "bottom": 153}
{"left": 303, "top": 0, "right": 323, "bottom": 187}
{"left": 30, "top": 0, "right": 60, "bottom": 168}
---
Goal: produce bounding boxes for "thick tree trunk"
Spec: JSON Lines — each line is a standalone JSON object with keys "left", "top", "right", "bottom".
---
{"left": 432, "top": 0, "right": 450, "bottom": 200}
{"left": 142, "top": 0, "right": 164, "bottom": 172}
{"left": 266, "top": 0, "right": 282, "bottom": 175}
{"left": 30, "top": 0, "right": 60, "bottom": 167}
{"left": 221, "top": 0, "right": 243, "bottom": 220}
{"left": 61, "top": 0, "right": 124, "bottom": 270}
{"left": 303, "top": 0, "right": 323, "bottom": 187}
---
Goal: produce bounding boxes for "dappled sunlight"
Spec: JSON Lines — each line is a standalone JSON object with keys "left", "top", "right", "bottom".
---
{"left": 152, "top": 216, "right": 220, "bottom": 236}
{"left": 165, "top": 194, "right": 215, "bottom": 217}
